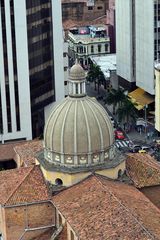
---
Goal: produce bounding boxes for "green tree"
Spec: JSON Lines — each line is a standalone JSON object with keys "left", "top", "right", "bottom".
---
{"left": 87, "top": 64, "right": 104, "bottom": 93}
{"left": 117, "top": 98, "right": 138, "bottom": 123}
{"left": 104, "top": 88, "right": 126, "bottom": 115}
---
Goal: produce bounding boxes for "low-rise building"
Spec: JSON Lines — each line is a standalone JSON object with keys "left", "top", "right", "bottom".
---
{"left": 68, "top": 25, "right": 110, "bottom": 67}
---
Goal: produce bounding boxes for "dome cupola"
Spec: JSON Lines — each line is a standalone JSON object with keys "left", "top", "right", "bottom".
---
{"left": 68, "top": 60, "right": 86, "bottom": 97}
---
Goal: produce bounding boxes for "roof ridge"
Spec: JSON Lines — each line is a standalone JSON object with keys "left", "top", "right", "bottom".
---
{"left": 4, "top": 165, "right": 35, "bottom": 205}
{"left": 94, "top": 175, "right": 158, "bottom": 240}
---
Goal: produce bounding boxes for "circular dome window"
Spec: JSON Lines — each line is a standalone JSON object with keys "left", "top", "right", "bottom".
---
{"left": 55, "top": 178, "right": 63, "bottom": 186}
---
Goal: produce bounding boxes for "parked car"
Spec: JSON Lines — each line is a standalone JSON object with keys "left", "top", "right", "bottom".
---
{"left": 141, "top": 145, "right": 150, "bottom": 151}
{"left": 130, "top": 145, "right": 151, "bottom": 153}
{"left": 129, "top": 145, "right": 141, "bottom": 153}
{"left": 138, "top": 149, "right": 147, "bottom": 154}
{"left": 114, "top": 130, "right": 125, "bottom": 140}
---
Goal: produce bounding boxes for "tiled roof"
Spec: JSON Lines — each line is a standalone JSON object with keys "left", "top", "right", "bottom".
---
{"left": 0, "top": 165, "right": 49, "bottom": 206}
{"left": 14, "top": 140, "right": 43, "bottom": 166}
{"left": 0, "top": 142, "right": 24, "bottom": 161}
{"left": 53, "top": 175, "right": 160, "bottom": 240}
{"left": 126, "top": 153, "right": 160, "bottom": 188}
{"left": 63, "top": 16, "right": 106, "bottom": 30}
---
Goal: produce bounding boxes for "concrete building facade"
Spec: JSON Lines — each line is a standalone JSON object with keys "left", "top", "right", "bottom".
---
{"left": 62, "top": 0, "right": 108, "bottom": 22}
{"left": 106, "top": 0, "right": 116, "bottom": 53}
{"left": 0, "top": 0, "right": 64, "bottom": 142}
{"left": 116, "top": 0, "right": 159, "bottom": 95}
{"left": 68, "top": 25, "right": 110, "bottom": 67}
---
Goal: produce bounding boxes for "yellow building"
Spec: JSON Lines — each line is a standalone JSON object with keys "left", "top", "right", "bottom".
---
{"left": 37, "top": 61, "right": 126, "bottom": 187}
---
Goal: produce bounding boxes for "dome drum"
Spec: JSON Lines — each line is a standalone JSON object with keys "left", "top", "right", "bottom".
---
{"left": 44, "top": 146, "right": 116, "bottom": 168}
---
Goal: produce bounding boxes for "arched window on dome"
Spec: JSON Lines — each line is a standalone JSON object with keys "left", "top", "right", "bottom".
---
{"left": 55, "top": 155, "right": 60, "bottom": 161}
{"left": 66, "top": 156, "right": 73, "bottom": 163}
{"left": 104, "top": 152, "right": 108, "bottom": 159}
{"left": 55, "top": 178, "right": 63, "bottom": 186}
{"left": 93, "top": 154, "right": 99, "bottom": 163}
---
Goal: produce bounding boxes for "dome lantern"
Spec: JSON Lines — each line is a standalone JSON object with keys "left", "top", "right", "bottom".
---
{"left": 68, "top": 60, "right": 86, "bottom": 97}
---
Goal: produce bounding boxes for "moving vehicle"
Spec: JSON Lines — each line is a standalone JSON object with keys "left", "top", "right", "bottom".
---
{"left": 114, "top": 130, "right": 125, "bottom": 140}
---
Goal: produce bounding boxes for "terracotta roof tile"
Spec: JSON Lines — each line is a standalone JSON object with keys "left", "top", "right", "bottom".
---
{"left": 5, "top": 165, "right": 49, "bottom": 206}
{"left": 0, "top": 141, "right": 25, "bottom": 161}
{"left": 14, "top": 140, "right": 43, "bottom": 166}
{"left": 63, "top": 16, "right": 106, "bottom": 30}
{"left": 0, "top": 165, "right": 49, "bottom": 206}
{"left": 0, "top": 166, "right": 33, "bottom": 205}
{"left": 126, "top": 153, "right": 160, "bottom": 188}
{"left": 53, "top": 175, "right": 160, "bottom": 240}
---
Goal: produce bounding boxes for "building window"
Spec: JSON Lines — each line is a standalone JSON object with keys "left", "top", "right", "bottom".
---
{"left": 55, "top": 155, "right": 60, "bottom": 161}
{"left": 88, "top": 6, "right": 93, "bottom": 10}
{"left": 91, "top": 45, "right": 94, "bottom": 53}
{"left": 118, "top": 169, "right": 122, "bottom": 178}
{"left": 80, "top": 83, "right": 83, "bottom": 93}
{"left": 80, "top": 46, "right": 83, "bottom": 53}
{"left": 75, "top": 84, "right": 78, "bottom": 94}
{"left": 47, "top": 152, "right": 51, "bottom": 159}
{"left": 93, "top": 154, "right": 99, "bottom": 163}
{"left": 97, "top": 6, "right": 103, "bottom": 10}
{"left": 66, "top": 156, "right": 73, "bottom": 163}
{"left": 105, "top": 44, "right": 108, "bottom": 52}
{"left": 98, "top": 44, "right": 101, "bottom": 53}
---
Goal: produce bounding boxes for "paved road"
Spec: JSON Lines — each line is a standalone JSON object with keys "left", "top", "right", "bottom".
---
{"left": 86, "top": 82, "right": 156, "bottom": 146}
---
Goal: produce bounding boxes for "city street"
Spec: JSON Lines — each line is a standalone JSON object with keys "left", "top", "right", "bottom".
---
{"left": 86, "top": 82, "right": 157, "bottom": 146}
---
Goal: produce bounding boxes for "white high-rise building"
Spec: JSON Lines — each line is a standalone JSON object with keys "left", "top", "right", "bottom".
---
{"left": 0, "top": 0, "right": 64, "bottom": 143}
{"left": 116, "top": 0, "right": 160, "bottom": 95}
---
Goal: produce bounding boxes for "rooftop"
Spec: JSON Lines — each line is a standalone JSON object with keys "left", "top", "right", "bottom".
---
{"left": 126, "top": 153, "right": 160, "bottom": 188}
{"left": 14, "top": 140, "right": 43, "bottom": 166}
{"left": 53, "top": 174, "right": 160, "bottom": 240}
{"left": 90, "top": 54, "right": 116, "bottom": 78}
{"left": 0, "top": 165, "right": 49, "bottom": 206}
{"left": 0, "top": 141, "right": 26, "bottom": 161}
{"left": 63, "top": 16, "right": 107, "bottom": 30}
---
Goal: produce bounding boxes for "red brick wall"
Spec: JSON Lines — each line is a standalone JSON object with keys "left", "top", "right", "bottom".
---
{"left": 2, "top": 202, "right": 55, "bottom": 240}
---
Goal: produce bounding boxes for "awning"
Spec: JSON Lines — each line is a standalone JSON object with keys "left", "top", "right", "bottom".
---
{"left": 128, "top": 88, "right": 154, "bottom": 110}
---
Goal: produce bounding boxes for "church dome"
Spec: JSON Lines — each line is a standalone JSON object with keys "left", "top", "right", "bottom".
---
{"left": 43, "top": 61, "right": 115, "bottom": 168}
{"left": 44, "top": 96, "right": 114, "bottom": 167}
